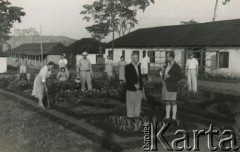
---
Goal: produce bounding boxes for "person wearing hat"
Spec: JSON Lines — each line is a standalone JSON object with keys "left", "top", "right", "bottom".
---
{"left": 185, "top": 52, "right": 199, "bottom": 93}
{"left": 76, "top": 52, "right": 93, "bottom": 91}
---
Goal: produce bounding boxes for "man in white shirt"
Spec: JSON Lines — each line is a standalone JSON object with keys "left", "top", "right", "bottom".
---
{"left": 76, "top": 52, "right": 93, "bottom": 91}
{"left": 140, "top": 50, "right": 150, "bottom": 81}
{"left": 185, "top": 52, "right": 199, "bottom": 93}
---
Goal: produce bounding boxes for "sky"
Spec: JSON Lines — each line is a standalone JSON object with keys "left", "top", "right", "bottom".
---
{"left": 9, "top": 0, "right": 240, "bottom": 42}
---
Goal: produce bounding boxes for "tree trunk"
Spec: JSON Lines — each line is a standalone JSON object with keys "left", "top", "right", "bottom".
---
{"left": 213, "top": 0, "right": 219, "bottom": 21}
{"left": 0, "top": 39, "right": 3, "bottom": 51}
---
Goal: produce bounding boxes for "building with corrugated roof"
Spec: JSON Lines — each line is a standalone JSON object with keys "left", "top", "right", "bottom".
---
{"left": 67, "top": 38, "right": 104, "bottom": 65}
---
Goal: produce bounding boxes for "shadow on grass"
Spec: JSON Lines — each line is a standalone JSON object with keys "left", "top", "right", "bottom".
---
{"left": 101, "top": 131, "right": 123, "bottom": 152}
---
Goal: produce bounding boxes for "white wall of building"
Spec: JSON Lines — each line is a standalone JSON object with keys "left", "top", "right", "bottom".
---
{"left": 104, "top": 48, "right": 184, "bottom": 68}
{"left": 8, "top": 55, "right": 47, "bottom": 68}
{"left": 47, "top": 55, "right": 61, "bottom": 65}
{"left": 76, "top": 54, "right": 97, "bottom": 64}
{"left": 205, "top": 48, "right": 240, "bottom": 76}
{"left": 0, "top": 57, "right": 7, "bottom": 73}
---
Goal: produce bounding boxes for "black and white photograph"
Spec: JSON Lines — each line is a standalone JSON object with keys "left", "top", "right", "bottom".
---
{"left": 0, "top": 0, "right": 240, "bottom": 151}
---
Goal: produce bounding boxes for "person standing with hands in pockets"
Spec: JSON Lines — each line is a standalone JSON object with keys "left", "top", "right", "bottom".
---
{"left": 125, "top": 53, "right": 143, "bottom": 119}
{"left": 185, "top": 52, "right": 199, "bottom": 94}
{"left": 76, "top": 52, "right": 93, "bottom": 91}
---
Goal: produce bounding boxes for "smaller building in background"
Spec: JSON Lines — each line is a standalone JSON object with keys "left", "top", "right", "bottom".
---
{"left": 0, "top": 51, "right": 8, "bottom": 73}
{"left": 67, "top": 38, "right": 104, "bottom": 65}
{"left": 8, "top": 43, "right": 68, "bottom": 68}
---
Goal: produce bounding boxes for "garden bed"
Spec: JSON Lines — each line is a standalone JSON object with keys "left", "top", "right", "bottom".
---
{"left": 0, "top": 76, "right": 239, "bottom": 138}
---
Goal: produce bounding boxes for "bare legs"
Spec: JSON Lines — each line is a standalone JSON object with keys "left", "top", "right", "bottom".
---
{"left": 165, "top": 100, "right": 177, "bottom": 120}
{"left": 38, "top": 97, "right": 45, "bottom": 109}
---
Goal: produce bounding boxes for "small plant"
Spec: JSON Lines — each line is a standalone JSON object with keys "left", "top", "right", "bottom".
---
{"left": 105, "top": 115, "right": 160, "bottom": 132}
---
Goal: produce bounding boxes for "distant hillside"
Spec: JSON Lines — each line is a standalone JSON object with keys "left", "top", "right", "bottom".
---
{"left": 7, "top": 36, "right": 76, "bottom": 49}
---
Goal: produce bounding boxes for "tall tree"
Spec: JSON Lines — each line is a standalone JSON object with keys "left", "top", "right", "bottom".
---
{"left": 222, "top": 0, "right": 231, "bottom": 5}
{"left": 80, "top": 0, "right": 154, "bottom": 41}
{"left": 13, "top": 28, "right": 40, "bottom": 36}
{"left": 213, "top": 0, "right": 231, "bottom": 21}
{"left": 0, "top": 0, "right": 25, "bottom": 50}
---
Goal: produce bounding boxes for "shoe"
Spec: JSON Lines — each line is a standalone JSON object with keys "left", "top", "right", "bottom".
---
{"left": 162, "top": 118, "right": 170, "bottom": 124}
{"left": 39, "top": 105, "right": 46, "bottom": 109}
{"left": 172, "top": 119, "right": 180, "bottom": 126}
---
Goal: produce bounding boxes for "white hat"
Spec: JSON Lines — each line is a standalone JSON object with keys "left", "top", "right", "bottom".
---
{"left": 82, "top": 52, "right": 88, "bottom": 56}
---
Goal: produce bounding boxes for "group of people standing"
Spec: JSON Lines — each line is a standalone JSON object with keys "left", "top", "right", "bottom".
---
{"left": 104, "top": 50, "right": 150, "bottom": 84}
{"left": 125, "top": 51, "right": 199, "bottom": 125}
{"left": 31, "top": 49, "right": 199, "bottom": 124}
{"left": 125, "top": 52, "right": 181, "bottom": 124}
{"left": 32, "top": 52, "right": 94, "bottom": 108}
{"left": 104, "top": 55, "right": 128, "bottom": 83}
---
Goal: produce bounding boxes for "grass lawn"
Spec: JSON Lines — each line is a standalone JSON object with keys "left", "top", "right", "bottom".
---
{"left": 0, "top": 94, "right": 111, "bottom": 152}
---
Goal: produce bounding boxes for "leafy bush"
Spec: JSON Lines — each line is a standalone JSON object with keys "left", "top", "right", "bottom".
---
{"left": 177, "top": 81, "right": 210, "bottom": 99}
{"left": 7, "top": 78, "right": 33, "bottom": 91}
{"left": 232, "top": 103, "right": 240, "bottom": 145}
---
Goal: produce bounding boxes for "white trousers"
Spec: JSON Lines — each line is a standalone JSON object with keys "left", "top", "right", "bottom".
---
{"left": 141, "top": 67, "right": 149, "bottom": 74}
{"left": 20, "top": 65, "right": 27, "bottom": 73}
{"left": 187, "top": 70, "right": 197, "bottom": 93}
{"left": 126, "top": 90, "right": 142, "bottom": 118}
{"left": 80, "top": 71, "right": 92, "bottom": 91}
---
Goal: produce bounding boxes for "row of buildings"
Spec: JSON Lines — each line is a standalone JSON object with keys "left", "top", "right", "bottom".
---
{"left": 7, "top": 38, "right": 103, "bottom": 68}
{"left": 4, "top": 19, "right": 240, "bottom": 76}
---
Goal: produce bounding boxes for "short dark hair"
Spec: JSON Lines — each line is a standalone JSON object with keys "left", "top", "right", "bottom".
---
{"left": 47, "top": 61, "right": 55, "bottom": 66}
{"left": 131, "top": 53, "right": 139, "bottom": 56}
{"left": 120, "top": 56, "right": 124, "bottom": 59}
{"left": 60, "top": 67, "right": 66, "bottom": 71}
{"left": 167, "top": 51, "right": 175, "bottom": 59}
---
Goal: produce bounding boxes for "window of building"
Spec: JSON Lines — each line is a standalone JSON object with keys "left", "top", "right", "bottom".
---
{"left": 149, "top": 51, "right": 155, "bottom": 63}
{"left": 122, "top": 50, "right": 125, "bottom": 58}
{"left": 219, "top": 52, "right": 229, "bottom": 68}
{"left": 108, "top": 50, "right": 113, "bottom": 60}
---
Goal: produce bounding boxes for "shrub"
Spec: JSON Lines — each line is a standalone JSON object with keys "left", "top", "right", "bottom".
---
{"left": 105, "top": 115, "right": 160, "bottom": 132}
{"left": 6, "top": 78, "right": 33, "bottom": 91}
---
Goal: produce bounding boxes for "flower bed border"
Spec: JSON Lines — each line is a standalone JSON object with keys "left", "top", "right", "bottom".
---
{"left": 0, "top": 90, "right": 145, "bottom": 151}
